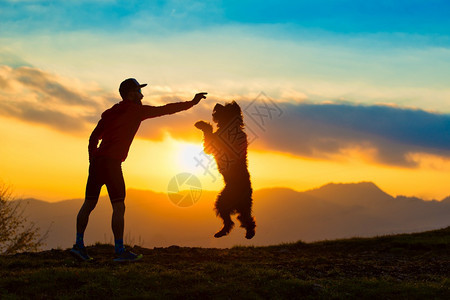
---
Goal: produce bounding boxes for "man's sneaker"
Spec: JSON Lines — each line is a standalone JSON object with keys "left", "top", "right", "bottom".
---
{"left": 70, "top": 244, "right": 93, "bottom": 261}
{"left": 113, "top": 250, "right": 143, "bottom": 262}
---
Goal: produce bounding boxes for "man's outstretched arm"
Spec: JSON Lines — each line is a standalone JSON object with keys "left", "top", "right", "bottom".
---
{"left": 141, "top": 92, "right": 207, "bottom": 120}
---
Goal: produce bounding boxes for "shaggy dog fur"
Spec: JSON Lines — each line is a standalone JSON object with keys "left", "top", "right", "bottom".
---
{"left": 195, "top": 101, "right": 256, "bottom": 239}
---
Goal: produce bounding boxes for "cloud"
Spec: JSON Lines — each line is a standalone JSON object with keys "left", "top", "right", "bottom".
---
{"left": 2, "top": 63, "right": 449, "bottom": 168}
{"left": 132, "top": 95, "right": 450, "bottom": 167}
{"left": 4, "top": 104, "right": 85, "bottom": 131}
{"left": 0, "top": 65, "right": 115, "bottom": 133}
{"left": 245, "top": 101, "right": 450, "bottom": 167}
{"left": 0, "top": 63, "right": 225, "bottom": 139}
{"left": 14, "top": 67, "right": 92, "bottom": 106}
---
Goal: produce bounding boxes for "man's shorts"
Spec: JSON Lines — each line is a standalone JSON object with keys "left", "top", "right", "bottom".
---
{"left": 85, "top": 156, "right": 125, "bottom": 203}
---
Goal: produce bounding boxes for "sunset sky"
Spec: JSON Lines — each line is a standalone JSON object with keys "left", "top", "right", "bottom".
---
{"left": 1, "top": 0, "right": 450, "bottom": 201}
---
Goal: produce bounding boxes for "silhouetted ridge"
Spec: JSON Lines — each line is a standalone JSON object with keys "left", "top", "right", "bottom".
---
{"left": 303, "top": 181, "right": 393, "bottom": 206}
{"left": 15, "top": 183, "right": 450, "bottom": 249}
{"left": 441, "top": 196, "right": 450, "bottom": 204}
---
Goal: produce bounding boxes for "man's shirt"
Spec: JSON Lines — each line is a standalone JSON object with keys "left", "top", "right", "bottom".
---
{"left": 89, "top": 100, "right": 194, "bottom": 162}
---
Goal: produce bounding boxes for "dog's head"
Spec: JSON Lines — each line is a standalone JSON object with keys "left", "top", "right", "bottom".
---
{"left": 212, "top": 101, "right": 244, "bottom": 128}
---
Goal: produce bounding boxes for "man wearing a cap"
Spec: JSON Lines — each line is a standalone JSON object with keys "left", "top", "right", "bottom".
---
{"left": 70, "top": 78, "right": 207, "bottom": 262}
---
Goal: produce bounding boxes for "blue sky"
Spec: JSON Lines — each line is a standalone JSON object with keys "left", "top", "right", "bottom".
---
{"left": 2, "top": 1, "right": 450, "bottom": 38}
{"left": 1, "top": 0, "right": 449, "bottom": 119}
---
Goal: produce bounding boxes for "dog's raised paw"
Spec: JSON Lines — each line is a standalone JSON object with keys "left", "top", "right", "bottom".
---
{"left": 194, "top": 121, "right": 212, "bottom": 132}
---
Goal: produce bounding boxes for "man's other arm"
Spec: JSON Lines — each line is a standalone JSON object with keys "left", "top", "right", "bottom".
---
{"left": 88, "top": 118, "right": 105, "bottom": 161}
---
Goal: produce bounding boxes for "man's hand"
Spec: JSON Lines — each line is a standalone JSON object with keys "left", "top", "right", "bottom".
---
{"left": 195, "top": 121, "right": 213, "bottom": 133}
{"left": 192, "top": 92, "right": 208, "bottom": 105}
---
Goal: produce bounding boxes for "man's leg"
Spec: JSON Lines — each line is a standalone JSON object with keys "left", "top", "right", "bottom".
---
{"left": 105, "top": 159, "right": 141, "bottom": 261}
{"left": 105, "top": 159, "right": 127, "bottom": 254}
{"left": 76, "top": 162, "right": 102, "bottom": 248}
{"left": 111, "top": 201, "right": 125, "bottom": 246}
{"left": 76, "top": 199, "right": 98, "bottom": 237}
{"left": 70, "top": 180, "right": 101, "bottom": 261}
{"left": 111, "top": 200, "right": 142, "bottom": 261}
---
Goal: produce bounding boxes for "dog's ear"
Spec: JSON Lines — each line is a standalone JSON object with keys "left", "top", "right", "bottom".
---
{"left": 213, "top": 103, "right": 224, "bottom": 113}
{"left": 231, "top": 101, "right": 242, "bottom": 113}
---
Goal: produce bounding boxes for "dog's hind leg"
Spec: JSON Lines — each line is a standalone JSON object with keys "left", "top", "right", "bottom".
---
{"left": 214, "top": 188, "right": 235, "bottom": 238}
{"left": 237, "top": 212, "right": 256, "bottom": 239}
{"left": 214, "top": 212, "right": 234, "bottom": 238}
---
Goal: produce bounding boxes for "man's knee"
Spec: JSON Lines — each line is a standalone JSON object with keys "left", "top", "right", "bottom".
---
{"left": 82, "top": 199, "right": 98, "bottom": 212}
{"left": 112, "top": 201, "right": 125, "bottom": 214}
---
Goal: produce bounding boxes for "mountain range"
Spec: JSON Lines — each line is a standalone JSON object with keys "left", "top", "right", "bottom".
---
{"left": 16, "top": 182, "right": 450, "bottom": 250}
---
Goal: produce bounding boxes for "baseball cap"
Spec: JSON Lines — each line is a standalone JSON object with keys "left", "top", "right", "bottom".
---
{"left": 119, "top": 78, "right": 147, "bottom": 97}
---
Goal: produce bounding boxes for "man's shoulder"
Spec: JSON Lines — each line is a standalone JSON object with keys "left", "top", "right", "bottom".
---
{"left": 102, "top": 103, "right": 120, "bottom": 118}
{"left": 102, "top": 101, "right": 138, "bottom": 117}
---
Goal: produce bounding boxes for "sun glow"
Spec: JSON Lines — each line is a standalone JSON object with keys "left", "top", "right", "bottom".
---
{"left": 174, "top": 141, "right": 205, "bottom": 173}
{"left": 2, "top": 116, "right": 450, "bottom": 202}
{"left": 169, "top": 139, "right": 223, "bottom": 191}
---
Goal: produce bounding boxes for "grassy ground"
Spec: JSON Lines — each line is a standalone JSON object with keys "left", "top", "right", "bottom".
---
{"left": 1, "top": 227, "right": 449, "bottom": 299}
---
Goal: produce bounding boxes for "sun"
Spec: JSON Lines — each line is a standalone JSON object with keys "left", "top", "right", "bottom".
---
{"left": 174, "top": 141, "right": 208, "bottom": 173}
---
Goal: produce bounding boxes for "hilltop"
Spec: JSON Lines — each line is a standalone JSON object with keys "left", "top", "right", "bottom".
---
{"left": 1, "top": 227, "right": 449, "bottom": 299}
{"left": 17, "top": 181, "right": 450, "bottom": 250}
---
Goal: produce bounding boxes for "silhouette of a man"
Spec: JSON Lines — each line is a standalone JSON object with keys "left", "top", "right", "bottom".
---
{"left": 70, "top": 78, "right": 207, "bottom": 261}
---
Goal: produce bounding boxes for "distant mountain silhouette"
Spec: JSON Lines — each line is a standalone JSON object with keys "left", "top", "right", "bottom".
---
{"left": 441, "top": 196, "right": 450, "bottom": 204}
{"left": 304, "top": 181, "right": 392, "bottom": 206}
{"left": 17, "top": 182, "right": 450, "bottom": 250}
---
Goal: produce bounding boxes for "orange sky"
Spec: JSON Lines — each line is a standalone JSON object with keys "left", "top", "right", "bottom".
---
{"left": 1, "top": 109, "right": 450, "bottom": 202}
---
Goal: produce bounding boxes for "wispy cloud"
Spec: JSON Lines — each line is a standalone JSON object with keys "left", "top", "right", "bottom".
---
{"left": 0, "top": 65, "right": 115, "bottom": 133}
{"left": 2, "top": 63, "right": 449, "bottom": 168}
{"left": 133, "top": 97, "right": 450, "bottom": 168}
{"left": 2, "top": 25, "right": 449, "bottom": 114}
{"left": 246, "top": 101, "right": 450, "bottom": 167}
{"left": 14, "top": 67, "right": 91, "bottom": 106}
